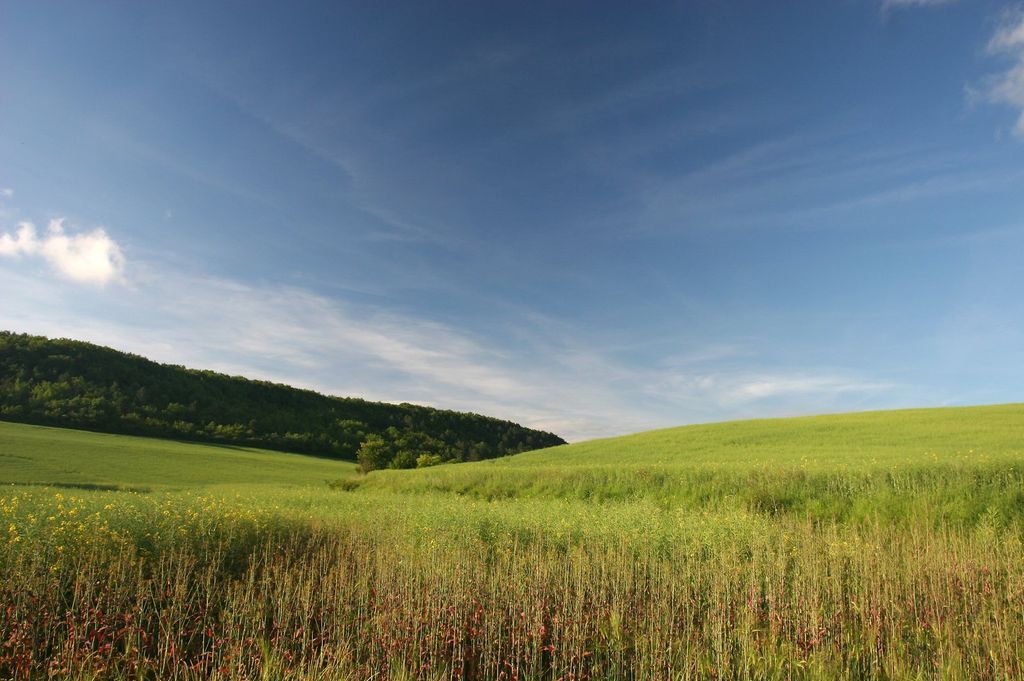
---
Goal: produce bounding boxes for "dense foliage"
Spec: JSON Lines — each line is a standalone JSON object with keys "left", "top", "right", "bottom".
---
{"left": 0, "top": 331, "right": 564, "bottom": 465}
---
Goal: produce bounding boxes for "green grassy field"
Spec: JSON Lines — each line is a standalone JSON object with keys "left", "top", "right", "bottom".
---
{"left": 3, "top": 405, "right": 1024, "bottom": 680}
{"left": 362, "top": 404, "right": 1024, "bottom": 528}
{"left": 0, "top": 421, "right": 356, "bottom": 489}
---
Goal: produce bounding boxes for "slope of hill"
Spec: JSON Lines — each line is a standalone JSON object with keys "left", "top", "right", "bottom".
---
{"left": 0, "top": 331, "right": 565, "bottom": 465}
{"left": 361, "top": 403, "right": 1024, "bottom": 525}
{"left": 5, "top": 404, "right": 1024, "bottom": 678}
{"left": 499, "top": 402, "right": 1024, "bottom": 469}
{"left": 0, "top": 420, "right": 356, "bottom": 489}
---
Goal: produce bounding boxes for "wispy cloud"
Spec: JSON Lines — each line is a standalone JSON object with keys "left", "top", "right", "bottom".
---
{"left": 0, "top": 188, "right": 12, "bottom": 199}
{"left": 882, "top": 0, "right": 961, "bottom": 8}
{"left": 189, "top": 73, "right": 461, "bottom": 247}
{"left": 767, "top": 166, "right": 1024, "bottom": 229}
{"left": 720, "top": 375, "right": 895, "bottom": 404}
{"left": 642, "top": 367, "right": 896, "bottom": 418}
{"left": 0, "top": 219, "right": 126, "bottom": 285}
{"left": 619, "top": 128, "right": 982, "bottom": 237}
{"left": 980, "top": 8, "right": 1024, "bottom": 138}
{"left": 0, "top": 251, "right": 902, "bottom": 441}
{"left": 0, "top": 266, "right": 633, "bottom": 440}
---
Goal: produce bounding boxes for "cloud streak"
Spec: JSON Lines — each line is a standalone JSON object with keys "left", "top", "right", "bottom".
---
{"left": 722, "top": 375, "right": 895, "bottom": 403}
{"left": 0, "top": 253, "right": 901, "bottom": 441}
{"left": 0, "top": 264, "right": 639, "bottom": 440}
{"left": 0, "top": 219, "right": 126, "bottom": 285}
{"left": 982, "top": 9, "right": 1024, "bottom": 138}
{"left": 882, "top": 0, "right": 960, "bottom": 8}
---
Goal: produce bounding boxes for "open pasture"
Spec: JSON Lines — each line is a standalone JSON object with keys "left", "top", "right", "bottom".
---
{"left": 0, "top": 421, "right": 356, "bottom": 490}
{"left": 3, "top": 406, "right": 1024, "bottom": 679}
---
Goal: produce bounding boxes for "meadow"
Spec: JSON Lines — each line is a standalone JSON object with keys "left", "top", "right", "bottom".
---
{"left": 2, "top": 406, "right": 1024, "bottom": 680}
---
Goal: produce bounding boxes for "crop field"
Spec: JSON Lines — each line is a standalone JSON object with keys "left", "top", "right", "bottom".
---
{"left": 3, "top": 406, "right": 1024, "bottom": 680}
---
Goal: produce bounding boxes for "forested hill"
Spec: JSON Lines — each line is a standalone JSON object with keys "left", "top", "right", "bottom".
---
{"left": 0, "top": 332, "right": 565, "bottom": 467}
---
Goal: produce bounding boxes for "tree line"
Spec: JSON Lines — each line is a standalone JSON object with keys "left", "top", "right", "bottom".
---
{"left": 0, "top": 332, "right": 565, "bottom": 469}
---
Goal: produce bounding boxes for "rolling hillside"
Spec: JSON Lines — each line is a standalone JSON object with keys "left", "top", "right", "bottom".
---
{"left": 8, "top": 402, "right": 1022, "bottom": 527}
{"left": 359, "top": 403, "right": 1024, "bottom": 525}
{"left": 4, "top": 404, "right": 1024, "bottom": 678}
{"left": 0, "top": 331, "right": 565, "bottom": 465}
{"left": 489, "top": 402, "right": 1024, "bottom": 469}
{"left": 0, "top": 420, "right": 355, "bottom": 489}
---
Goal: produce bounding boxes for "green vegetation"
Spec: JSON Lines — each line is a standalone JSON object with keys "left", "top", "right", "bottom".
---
{"left": 360, "top": 403, "right": 1024, "bottom": 527}
{"left": 0, "top": 331, "right": 564, "bottom": 466}
{"left": 3, "top": 405, "right": 1024, "bottom": 679}
{"left": 0, "top": 421, "right": 355, "bottom": 489}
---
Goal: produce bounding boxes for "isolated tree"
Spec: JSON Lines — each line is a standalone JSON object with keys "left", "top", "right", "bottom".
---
{"left": 356, "top": 434, "right": 392, "bottom": 473}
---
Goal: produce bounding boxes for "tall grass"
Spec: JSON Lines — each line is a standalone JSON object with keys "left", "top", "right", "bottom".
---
{"left": 3, "top": 485, "right": 1024, "bottom": 680}
{"left": 4, "top": 406, "right": 1024, "bottom": 679}
{"left": 354, "top": 459, "right": 1024, "bottom": 533}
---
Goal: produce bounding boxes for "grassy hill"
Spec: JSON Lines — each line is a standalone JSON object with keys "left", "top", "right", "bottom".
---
{"left": 7, "top": 403, "right": 1022, "bottom": 525}
{"left": 3, "top": 405, "right": 1024, "bottom": 679}
{"left": 353, "top": 403, "right": 1024, "bottom": 526}
{"left": 0, "top": 331, "right": 565, "bottom": 465}
{"left": 499, "top": 402, "right": 1024, "bottom": 470}
{"left": 0, "top": 420, "right": 355, "bottom": 490}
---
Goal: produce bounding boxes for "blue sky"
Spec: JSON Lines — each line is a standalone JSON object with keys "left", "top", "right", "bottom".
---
{"left": 2, "top": 0, "right": 1023, "bottom": 440}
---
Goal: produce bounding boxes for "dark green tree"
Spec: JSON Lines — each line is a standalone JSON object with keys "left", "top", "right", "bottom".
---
{"left": 356, "top": 435, "right": 392, "bottom": 473}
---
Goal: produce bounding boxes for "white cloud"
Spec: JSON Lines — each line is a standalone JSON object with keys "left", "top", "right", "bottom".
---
{"left": 982, "top": 9, "right": 1024, "bottom": 138}
{"left": 883, "top": 0, "right": 959, "bottom": 7}
{"left": 723, "top": 375, "right": 894, "bottom": 403}
{"left": 0, "top": 255, "right": 908, "bottom": 441}
{"left": 0, "top": 223, "right": 40, "bottom": 256}
{"left": 643, "top": 369, "right": 896, "bottom": 418}
{"left": 0, "top": 261, "right": 639, "bottom": 439}
{"left": 990, "top": 10, "right": 1024, "bottom": 51}
{"left": 0, "top": 219, "right": 125, "bottom": 285}
{"left": 0, "top": 188, "right": 13, "bottom": 199}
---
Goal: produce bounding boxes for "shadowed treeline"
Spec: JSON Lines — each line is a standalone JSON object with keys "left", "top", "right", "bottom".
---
{"left": 0, "top": 332, "right": 564, "bottom": 466}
